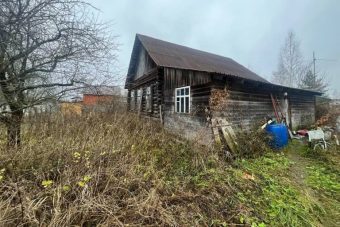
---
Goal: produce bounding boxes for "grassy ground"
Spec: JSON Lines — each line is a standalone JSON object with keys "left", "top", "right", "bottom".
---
{"left": 0, "top": 113, "right": 339, "bottom": 226}
{"left": 285, "top": 141, "right": 340, "bottom": 227}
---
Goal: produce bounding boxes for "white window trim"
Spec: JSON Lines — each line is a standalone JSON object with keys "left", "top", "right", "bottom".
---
{"left": 175, "top": 86, "right": 190, "bottom": 113}
{"left": 146, "top": 86, "right": 152, "bottom": 112}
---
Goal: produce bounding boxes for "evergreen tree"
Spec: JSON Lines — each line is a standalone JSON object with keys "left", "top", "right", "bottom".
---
{"left": 299, "top": 70, "right": 328, "bottom": 93}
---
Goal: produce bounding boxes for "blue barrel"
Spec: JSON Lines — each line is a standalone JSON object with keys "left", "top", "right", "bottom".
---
{"left": 266, "top": 124, "right": 289, "bottom": 149}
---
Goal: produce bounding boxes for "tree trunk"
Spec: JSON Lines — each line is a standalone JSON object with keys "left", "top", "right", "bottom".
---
{"left": 7, "top": 111, "right": 23, "bottom": 148}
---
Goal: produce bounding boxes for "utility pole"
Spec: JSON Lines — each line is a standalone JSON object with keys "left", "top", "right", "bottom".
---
{"left": 313, "top": 51, "right": 316, "bottom": 84}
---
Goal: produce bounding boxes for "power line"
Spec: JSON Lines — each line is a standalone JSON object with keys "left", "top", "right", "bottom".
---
{"left": 312, "top": 51, "right": 338, "bottom": 81}
{"left": 315, "top": 58, "right": 338, "bottom": 62}
{"left": 313, "top": 52, "right": 316, "bottom": 83}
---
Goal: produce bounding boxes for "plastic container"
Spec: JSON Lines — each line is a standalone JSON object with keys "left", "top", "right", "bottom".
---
{"left": 266, "top": 123, "right": 289, "bottom": 149}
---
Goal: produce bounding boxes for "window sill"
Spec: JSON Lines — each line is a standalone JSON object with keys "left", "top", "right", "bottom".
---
{"left": 174, "top": 112, "right": 191, "bottom": 115}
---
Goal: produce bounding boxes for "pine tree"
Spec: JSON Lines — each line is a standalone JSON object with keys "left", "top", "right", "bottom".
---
{"left": 299, "top": 70, "right": 328, "bottom": 93}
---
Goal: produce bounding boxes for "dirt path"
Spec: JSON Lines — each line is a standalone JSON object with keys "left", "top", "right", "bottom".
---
{"left": 285, "top": 146, "right": 339, "bottom": 227}
{"left": 286, "top": 149, "right": 313, "bottom": 191}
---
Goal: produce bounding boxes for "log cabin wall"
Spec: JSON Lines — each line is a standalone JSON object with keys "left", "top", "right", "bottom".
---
{"left": 210, "top": 76, "right": 281, "bottom": 130}
{"left": 125, "top": 34, "right": 320, "bottom": 146}
{"left": 289, "top": 94, "right": 316, "bottom": 129}
{"left": 127, "top": 68, "right": 162, "bottom": 119}
{"left": 162, "top": 67, "right": 213, "bottom": 144}
{"left": 210, "top": 75, "right": 316, "bottom": 130}
{"left": 126, "top": 44, "right": 163, "bottom": 118}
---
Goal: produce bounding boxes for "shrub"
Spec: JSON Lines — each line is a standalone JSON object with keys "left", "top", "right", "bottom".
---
{"left": 234, "top": 127, "right": 272, "bottom": 158}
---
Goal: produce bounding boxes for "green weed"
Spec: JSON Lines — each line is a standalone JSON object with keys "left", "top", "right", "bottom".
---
{"left": 233, "top": 153, "right": 323, "bottom": 226}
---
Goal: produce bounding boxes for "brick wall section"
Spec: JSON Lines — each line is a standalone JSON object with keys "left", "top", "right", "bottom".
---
{"left": 83, "top": 95, "right": 114, "bottom": 106}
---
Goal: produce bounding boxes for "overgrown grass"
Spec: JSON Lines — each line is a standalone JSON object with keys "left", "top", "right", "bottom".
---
{"left": 0, "top": 112, "right": 336, "bottom": 226}
{"left": 306, "top": 164, "right": 340, "bottom": 196}
{"left": 233, "top": 154, "right": 324, "bottom": 227}
{"left": 304, "top": 148, "right": 340, "bottom": 227}
{"left": 0, "top": 113, "right": 236, "bottom": 226}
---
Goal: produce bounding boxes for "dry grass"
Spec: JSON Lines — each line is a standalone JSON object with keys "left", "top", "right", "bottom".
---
{"left": 0, "top": 112, "right": 241, "bottom": 226}
{"left": 0, "top": 111, "right": 334, "bottom": 226}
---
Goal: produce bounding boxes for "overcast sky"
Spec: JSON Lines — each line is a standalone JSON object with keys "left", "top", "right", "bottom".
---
{"left": 88, "top": 0, "right": 340, "bottom": 97}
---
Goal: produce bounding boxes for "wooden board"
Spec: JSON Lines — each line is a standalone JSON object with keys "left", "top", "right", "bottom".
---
{"left": 220, "top": 125, "right": 237, "bottom": 153}
{"left": 211, "top": 117, "right": 238, "bottom": 153}
{"left": 211, "top": 118, "right": 221, "bottom": 144}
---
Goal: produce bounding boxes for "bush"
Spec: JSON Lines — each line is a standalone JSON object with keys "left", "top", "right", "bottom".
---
{"left": 234, "top": 127, "right": 272, "bottom": 158}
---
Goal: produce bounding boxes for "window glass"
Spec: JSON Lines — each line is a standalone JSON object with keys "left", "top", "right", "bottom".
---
{"left": 175, "top": 86, "right": 190, "bottom": 113}
{"left": 185, "top": 97, "right": 189, "bottom": 113}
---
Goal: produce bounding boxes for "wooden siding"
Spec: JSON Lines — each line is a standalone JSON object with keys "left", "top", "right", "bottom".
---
{"left": 135, "top": 46, "right": 156, "bottom": 79}
{"left": 163, "top": 68, "right": 211, "bottom": 115}
{"left": 163, "top": 68, "right": 212, "bottom": 91}
{"left": 289, "top": 94, "right": 316, "bottom": 129}
{"left": 211, "top": 89, "right": 277, "bottom": 129}
{"left": 163, "top": 68, "right": 212, "bottom": 144}
{"left": 127, "top": 64, "right": 317, "bottom": 144}
{"left": 210, "top": 77, "right": 316, "bottom": 130}
{"left": 127, "top": 68, "right": 162, "bottom": 119}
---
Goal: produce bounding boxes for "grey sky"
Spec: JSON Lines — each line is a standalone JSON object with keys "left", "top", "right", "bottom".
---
{"left": 88, "top": 0, "right": 340, "bottom": 97}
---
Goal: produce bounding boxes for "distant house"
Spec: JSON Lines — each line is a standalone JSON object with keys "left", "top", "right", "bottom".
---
{"left": 83, "top": 94, "right": 113, "bottom": 106}
{"left": 125, "top": 34, "right": 321, "bottom": 143}
{"left": 58, "top": 86, "right": 127, "bottom": 115}
{"left": 82, "top": 85, "right": 127, "bottom": 112}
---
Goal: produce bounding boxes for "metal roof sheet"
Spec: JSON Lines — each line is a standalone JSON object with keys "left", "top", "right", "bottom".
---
{"left": 125, "top": 34, "right": 321, "bottom": 95}
{"left": 137, "top": 34, "right": 270, "bottom": 84}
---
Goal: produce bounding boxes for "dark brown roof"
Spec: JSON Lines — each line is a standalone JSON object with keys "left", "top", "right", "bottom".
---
{"left": 137, "top": 34, "right": 270, "bottom": 84}
{"left": 126, "top": 34, "right": 321, "bottom": 95}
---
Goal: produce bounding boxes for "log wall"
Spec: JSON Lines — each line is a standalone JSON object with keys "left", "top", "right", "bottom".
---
{"left": 289, "top": 94, "right": 316, "bottom": 129}
{"left": 128, "top": 65, "right": 317, "bottom": 145}
{"left": 163, "top": 68, "right": 213, "bottom": 144}
{"left": 127, "top": 68, "right": 162, "bottom": 119}
{"left": 210, "top": 76, "right": 316, "bottom": 130}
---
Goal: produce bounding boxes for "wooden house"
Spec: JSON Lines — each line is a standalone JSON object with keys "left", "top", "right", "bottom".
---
{"left": 125, "top": 34, "right": 321, "bottom": 144}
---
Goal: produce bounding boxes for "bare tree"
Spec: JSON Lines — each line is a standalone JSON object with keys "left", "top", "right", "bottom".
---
{"left": 0, "top": 0, "right": 117, "bottom": 146}
{"left": 272, "top": 31, "right": 306, "bottom": 87}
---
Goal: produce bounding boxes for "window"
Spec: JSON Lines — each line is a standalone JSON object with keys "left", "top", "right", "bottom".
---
{"left": 136, "top": 89, "right": 142, "bottom": 111}
{"left": 130, "top": 90, "right": 135, "bottom": 111}
{"left": 146, "top": 86, "right": 152, "bottom": 112}
{"left": 175, "top": 86, "right": 190, "bottom": 113}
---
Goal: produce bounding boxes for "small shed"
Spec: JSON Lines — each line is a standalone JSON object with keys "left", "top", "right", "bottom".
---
{"left": 125, "top": 34, "right": 321, "bottom": 144}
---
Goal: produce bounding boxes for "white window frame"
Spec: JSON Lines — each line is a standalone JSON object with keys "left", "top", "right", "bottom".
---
{"left": 136, "top": 89, "right": 142, "bottom": 110}
{"left": 130, "top": 90, "right": 135, "bottom": 111}
{"left": 145, "top": 86, "right": 152, "bottom": 112}
{"left": 175, "top": 86, "right": 190, "bottom": 113}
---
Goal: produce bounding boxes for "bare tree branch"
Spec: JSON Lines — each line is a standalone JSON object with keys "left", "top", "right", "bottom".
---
{"left": 0, "top": 0, "right": 118, "bottom": 146}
